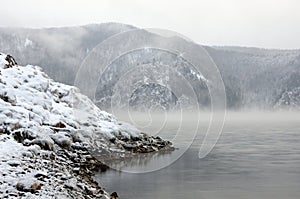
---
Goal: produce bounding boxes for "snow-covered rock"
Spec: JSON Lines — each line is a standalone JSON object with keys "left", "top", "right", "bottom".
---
{"left": 275, "top": 87, "right": 300, "bottom": 110}
{"left": 0, "top": 52, "right": 144, "bottom": 149}
{"left": 0, "top": 53, "right": 17, "bottom": 69}
{"left": 0, "top": 53, "right": 172, "bottom": 198}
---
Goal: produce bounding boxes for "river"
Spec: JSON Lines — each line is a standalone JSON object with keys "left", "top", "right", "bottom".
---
{"left": 95, "top": 111, "right": 300, "bottom": 199}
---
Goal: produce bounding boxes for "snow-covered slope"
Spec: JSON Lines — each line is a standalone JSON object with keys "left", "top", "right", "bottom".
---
{"left": 0, "top": 23, "right": 136, "bottom": 85}
{"left": 0, "top": 53, "right": 172, "bottom": 198}
{"left": 2, "top": 24, "right": 299, "bottom": 110}
{"left": 0, "top": 52, "right": 143, "bottom": 149}
{"left": 205, "top": 46, "right": 300, "bottom": 109}
{"left": 275, "top": 87, "right": 300, "bottom": 110}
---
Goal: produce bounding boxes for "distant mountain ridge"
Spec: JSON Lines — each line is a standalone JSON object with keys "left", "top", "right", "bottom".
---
{"left": 0, "top": 23, "right": 136, "bottom": 85}
{"left": 204, "top": 46, "right": 300, "bottom": 109}
{"left": 0, "top": 23, "right": 299, "bottom": 110}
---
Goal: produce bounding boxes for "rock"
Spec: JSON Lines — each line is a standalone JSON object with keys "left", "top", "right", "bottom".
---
{"left": 51, "top": 132, "right": 72, "bottom": 149}
{"left": 30, "top": 138, "right": 54, "bottom": 151}
{"left": 84, "top": 186, "right": 96, "bottom": 195}
{"left": 16, "top": 180, "right": 42, "bottom": 193}
{"left": 30, "top": 182, "right": 42, "bottom": 192}
{"left": 110, "top": 192, "right": 119, "bottom": 199}
{"left": 8, "top": 193, "right": 18, "bottom": 197}
{"left": 0, "top": 128, "right": 10, "bottom": 135}
{"left": 0, "top": 92, "right": 16, "bottom": 105}
{"left": 27, "top": 145, "right": 41, "bottom": 155}
{"left": 34, "top": 171, "right": 48, "bottom": 179}
{"left": 71, "top": 132, "right": 83, "bottom": 143}
{"left": 0, "top": 94, "right": 9, "bottom": 103}
{"left": 7, "top": 160, "right": 20, "bottom": 167}
{"left": 3, "top": 54, "right": 17, "bottom": 69}
{"left": 55, "top": 122, "right": 66, "bottom": 129}
{"left": 73, "top": 167, "right": 80, "bottom": 174}
{"left": 13, "top": 130, "right": 36, "bottom": 143}
{"left": 22, "top": 151, "right": 34, "bottom": 158}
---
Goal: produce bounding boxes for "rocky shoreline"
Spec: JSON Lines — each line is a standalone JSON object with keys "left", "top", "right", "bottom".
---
{"left": 0, "top": 52, "right": 174, "bottom": 198}
{"left": 0, "top": 127, "right": 173, "bottom": 199}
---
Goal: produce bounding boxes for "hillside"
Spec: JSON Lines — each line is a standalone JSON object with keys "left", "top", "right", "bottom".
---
{"left": 0, "top": 23, "right": 299, "bottom": 110}
{"left": 0, "top": 52, "right": 172, "bottom": 198}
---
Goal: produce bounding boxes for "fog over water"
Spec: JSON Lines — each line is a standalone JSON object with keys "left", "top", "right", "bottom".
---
{"left": 96, "top": 111, "right": 300, "bottom": 199}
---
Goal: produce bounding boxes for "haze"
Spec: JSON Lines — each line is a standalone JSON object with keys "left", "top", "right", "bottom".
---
{"left": 0, "top": 0, "right": 299, "bottom": 49}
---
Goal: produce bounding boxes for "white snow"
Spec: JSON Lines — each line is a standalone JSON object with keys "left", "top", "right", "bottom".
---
{"left": 0, "top": 52, "right": 141, "bottom": 141}
{"left": 24, "top": 38, "right": 33, "bottom": 47}
{"left": 0, "top": 52, "right": 143, "bottom": 198}
{"left": 190, "top": 68, "right": 208, "bottom": 82}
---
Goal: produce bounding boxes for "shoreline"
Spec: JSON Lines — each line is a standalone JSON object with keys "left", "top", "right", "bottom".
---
{"left": 0, "top": 53, "right": 174, "bottom": 198}
{"left": 0, "top": 127, "right": 174, "bottom": 199}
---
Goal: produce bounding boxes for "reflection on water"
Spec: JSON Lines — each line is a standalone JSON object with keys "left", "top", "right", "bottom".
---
{"left": 95, "top": 112, "right": 300, "bottom": 199}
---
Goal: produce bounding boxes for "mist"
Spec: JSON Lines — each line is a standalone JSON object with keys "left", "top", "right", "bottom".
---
{"left": 1, "top": 0, "right": 300, "bottom": 49}
{"left": 1, "top": 1, "right": 300, "bottom": 198}
{"left": 0, "top": 24, "right": 299, "bottom": 111}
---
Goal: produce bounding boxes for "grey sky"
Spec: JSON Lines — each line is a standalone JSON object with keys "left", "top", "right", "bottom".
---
{"left": 0, "top": 0, "right": 299, "bottom": 49}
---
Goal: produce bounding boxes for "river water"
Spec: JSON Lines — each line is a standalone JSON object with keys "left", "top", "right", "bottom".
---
{"left": 95, "top": 112, "right": 300, "bottom": 199}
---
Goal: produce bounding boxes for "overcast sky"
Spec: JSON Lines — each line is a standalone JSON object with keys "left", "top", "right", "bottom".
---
{"left": 0, "top": 0, "right": 299, "bottom": 49}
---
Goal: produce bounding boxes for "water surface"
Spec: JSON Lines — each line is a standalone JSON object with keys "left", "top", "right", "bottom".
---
{"left": 95, "top": 112, "right": 300, "bottom": 199}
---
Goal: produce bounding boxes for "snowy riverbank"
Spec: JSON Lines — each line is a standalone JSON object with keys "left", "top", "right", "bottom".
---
{"left": 0, "top": 53, "right": 173, "bottom": 198}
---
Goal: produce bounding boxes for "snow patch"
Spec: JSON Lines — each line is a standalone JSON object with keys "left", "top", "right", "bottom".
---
{"left": 24, "top": 38, "right": 33, "bottom": 47}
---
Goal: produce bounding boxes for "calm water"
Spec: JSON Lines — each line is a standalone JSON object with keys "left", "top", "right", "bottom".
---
{"left": 95, "top": 112, "right": 300, "bottom": 199}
